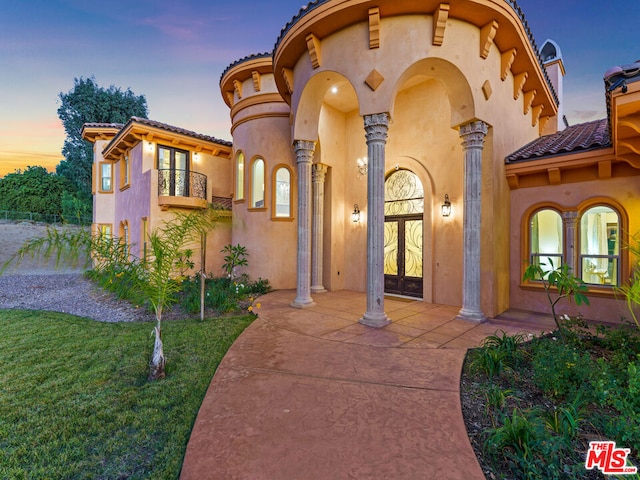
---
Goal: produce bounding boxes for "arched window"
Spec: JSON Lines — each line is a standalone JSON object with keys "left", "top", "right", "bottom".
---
{"left": 235, "top": 152, "right": 245, "bottom": 201}
{"left": 250, "top": 158, "right": 265, "bottom": 208}
{"left": 273, "top": 166, "right": 291, "bottom": 218}
{"left": 530, "top": 208, "right": 563, "bottom": 271}
{"left": 580, "top": 205, "right": 620, "bottom": 286}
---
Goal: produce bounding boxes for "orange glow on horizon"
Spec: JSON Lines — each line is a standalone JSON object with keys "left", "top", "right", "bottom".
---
{"left": 0, "top": 119, "right": 65, "bottom": 177}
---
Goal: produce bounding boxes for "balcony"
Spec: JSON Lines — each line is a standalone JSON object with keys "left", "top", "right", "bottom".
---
{"left": 157, "top": 169, "right": 208, "bottom": 210}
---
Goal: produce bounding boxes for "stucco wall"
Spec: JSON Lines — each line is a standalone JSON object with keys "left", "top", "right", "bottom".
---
{"left": 93, "top": 139, "right": 115, "bottom": 230}
{"left": 510, "top": 177, "right": 640, "bottom": 323}
{"left": 230, "top": 101, "right": 296, "bottom": 288}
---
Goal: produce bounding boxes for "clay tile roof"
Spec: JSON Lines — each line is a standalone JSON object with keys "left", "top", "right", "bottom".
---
{"left": 505, "top": 119, "right": 610, "bottom": 163}
{"left": 219, "top": 52, "right": 272, "bottom": 84}
{"left": 83, "top": 122, "right": 125, "bottom": 129}
{"left": 128, "top": 117, "right": 232, "bottom": 147}
{"left": 211, "top": 196, "right": 232, "bottom": 210}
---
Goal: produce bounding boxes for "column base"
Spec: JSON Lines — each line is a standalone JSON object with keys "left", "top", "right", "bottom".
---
{"left": 359, "top": 311, "right": 391, "bottom": 328}
{"left": 310, "top": 285, "right": 327, "bottom": 293}
{"left": 291, "top": 297, "right": 316, "bottom": 309}
{"left": 457, "top": 307, "right": 486, "bottom": 323}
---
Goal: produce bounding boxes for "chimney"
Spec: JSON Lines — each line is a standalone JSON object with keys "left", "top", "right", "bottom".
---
{"left": 541, "top": 39, "right": 565, "bottom": 134}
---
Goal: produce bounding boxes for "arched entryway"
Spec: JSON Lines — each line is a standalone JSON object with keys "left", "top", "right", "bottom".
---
{"left": 383, "top": 169, "right": 424, "bottom": 298}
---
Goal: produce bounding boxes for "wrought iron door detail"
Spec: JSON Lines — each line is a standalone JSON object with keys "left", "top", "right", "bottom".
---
{"left": 384, "top": 169, "right": 424, "bottom": 298}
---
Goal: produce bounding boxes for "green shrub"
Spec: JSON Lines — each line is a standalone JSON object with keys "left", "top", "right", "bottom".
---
{"left": 179, "top": 274, "right": 271, "bottom": 315}
{"left": 469, "top": 347, "right": 510, "bottom": 381}
{"left": 543, "top": 397, "right": 584, "bottom": 444}
{"left": 531, "top": 340, "right": 594, "bottom": 399}
{"left": 601, "top": 357, "right": 640, "bottom": 454}
{"left": 482, "top": 330, "right": 528, "bottom": 366}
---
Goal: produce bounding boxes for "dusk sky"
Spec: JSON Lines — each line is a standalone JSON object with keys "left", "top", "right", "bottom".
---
{"left": 1, "top": 0, "right": 638, "bottom": 177}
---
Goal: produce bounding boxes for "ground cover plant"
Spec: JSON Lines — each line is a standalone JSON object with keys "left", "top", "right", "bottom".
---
{"left": 0, "top": 309, "right": 254, "bottom": 479}
{"left": 461, "top": 321, "right": 640, "bottom": 479}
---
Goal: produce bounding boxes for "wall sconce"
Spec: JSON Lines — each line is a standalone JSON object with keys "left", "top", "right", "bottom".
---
{"left": 441, "top": 194, "right": 452, "bottom": 217}
{"left": 352, "top": 204, "right": 360, "bottom": 223}
{"left": 356, "top": 157, "right": 368, "bottom": 177}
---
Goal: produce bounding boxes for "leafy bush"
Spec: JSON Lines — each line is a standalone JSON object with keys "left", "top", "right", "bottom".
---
{"left": 179, "top": 274, "right": 271, "bottom": 315}
{"left": 531, "top": 339, "right": 595, "bottom": 399}
{"left": 466, "top": 319, "right": 640, "bottom": 479}
{"left": 221, "top": 243, "right": 248, "bottom": 279}
{"left": 469, "top": 347, "right": 510, "bottom": 380}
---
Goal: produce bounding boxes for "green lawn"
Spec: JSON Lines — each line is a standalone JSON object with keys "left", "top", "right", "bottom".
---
{"left": 0, "top": 310, "right": 254, "bottom": 479}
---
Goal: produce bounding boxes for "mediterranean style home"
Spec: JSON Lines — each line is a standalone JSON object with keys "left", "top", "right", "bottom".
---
{"left": 82, "top": 117, "right": 233, "bottom": 271}
{"left": 85, "top": 0, "right": 640, "bottom": 326}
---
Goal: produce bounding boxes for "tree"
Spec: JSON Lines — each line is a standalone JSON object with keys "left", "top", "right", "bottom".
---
{"left": 0, "top": 166, "right": 72, "bottom": 218}
{"left": 523, "top": 258, "right": 590, "bottom": 342}
{"left": 57, "top": 77, "right": 148, "bottom": 204}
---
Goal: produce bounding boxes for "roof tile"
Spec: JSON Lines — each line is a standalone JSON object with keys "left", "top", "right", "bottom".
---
{"left": 506, "top": 119, "right": 610, "bottom": 163}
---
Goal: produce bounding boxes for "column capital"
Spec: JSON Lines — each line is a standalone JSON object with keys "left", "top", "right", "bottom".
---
{"left": 562, "top": 210, "right": 579, "bottom": 224}
{"left": 312, "top": 163, "right": 328, "bottom": 182}
{"left": 293, "top": 139, "right": 316, "bottom": 163}
{"left": 459, "top": 120, "right": 488, "bottom": 150}
{"left": 364, "top": 113, "right": 389, "bottom": 143}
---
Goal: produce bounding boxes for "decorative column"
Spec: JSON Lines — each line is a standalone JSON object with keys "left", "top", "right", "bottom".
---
{"left": 291, "top": 140, "right": 316, "bottom": 308}
{"left": 360, "top": 113, "right": 391, "bottom": 328}
{"left": 562, "top": 210, "right": 579, "bottom": 275}
{"left": 457, "top": 120, "right": 488, "bottom": 323}
{"left": 311, "top": 163, "right": 328, "bottom": 293}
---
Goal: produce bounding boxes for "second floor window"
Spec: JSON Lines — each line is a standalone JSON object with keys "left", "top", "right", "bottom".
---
{"left": 158, "top": 146, "right": 189, "bottom": 196}
{"left": 100, "top": 163, "right": 112, "bottom": 192}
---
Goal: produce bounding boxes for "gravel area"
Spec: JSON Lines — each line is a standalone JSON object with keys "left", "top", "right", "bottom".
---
{"left": 0, "top": 273, "right": 154, "bottom": 322}
{"left": 0, "top": 222, "right": 155, "bottom": 322}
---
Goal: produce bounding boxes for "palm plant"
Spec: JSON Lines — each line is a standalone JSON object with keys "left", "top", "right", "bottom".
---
{"left": 130, "top": 208, "right": 223, "bottom": 380}
{"left": 1, "top": 205, "right": 224, "bottom": 380}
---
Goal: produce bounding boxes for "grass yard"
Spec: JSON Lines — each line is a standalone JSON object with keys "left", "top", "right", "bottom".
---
{"left": 0, "top": 310, "right": 254, "bottom": 479}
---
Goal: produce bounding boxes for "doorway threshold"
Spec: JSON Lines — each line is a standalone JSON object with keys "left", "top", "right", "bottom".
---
{"left": 384, "top": 293, "right": 422, "bottom": 303}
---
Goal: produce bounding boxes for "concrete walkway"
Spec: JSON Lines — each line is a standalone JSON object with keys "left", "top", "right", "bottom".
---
{"left": 181, "top": 290, "right": 554, "bottom": 480}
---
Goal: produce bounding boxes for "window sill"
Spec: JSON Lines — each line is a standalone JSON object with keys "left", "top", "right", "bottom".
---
{"left": 119, "top": 184, "right": 131, "bottom": 192}
{"left": 248, "top": 207, "right": 267, "bottom": 212}
{"left": 519, "top": 281, "right": 618, "bottom": 299}
{"left": 271, "top": 216, "right": 295, "bottom": 222}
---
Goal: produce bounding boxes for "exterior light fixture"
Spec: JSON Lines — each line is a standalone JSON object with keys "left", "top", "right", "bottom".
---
{"left": 441, "top": 194, "right": 452, "bottom": 217}
{"left": 352, "top": 204, "right": 360, "bottom": 223}
{"left": 356, "top": 157, "right": 368, "bottom": 176}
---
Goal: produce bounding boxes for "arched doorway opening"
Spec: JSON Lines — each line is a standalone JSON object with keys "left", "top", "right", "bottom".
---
{"left": 383, "top": 169, "right": 424, "bottom": 298}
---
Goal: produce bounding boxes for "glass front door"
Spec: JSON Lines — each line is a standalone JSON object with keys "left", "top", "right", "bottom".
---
{"left": 383, "top": 169, "right": 424, "bottom": 298}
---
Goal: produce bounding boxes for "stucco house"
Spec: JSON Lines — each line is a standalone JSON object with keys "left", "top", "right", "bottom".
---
{"left": 87, "top": 0, "right": 640, "bottom": 326}
{"left": 82, "top": 117, "right": 233, "bottom": 272}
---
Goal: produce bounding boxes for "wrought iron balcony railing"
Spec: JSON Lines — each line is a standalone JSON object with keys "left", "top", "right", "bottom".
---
{"left": 158, "top": 169, "right": 207, "bottom": 199}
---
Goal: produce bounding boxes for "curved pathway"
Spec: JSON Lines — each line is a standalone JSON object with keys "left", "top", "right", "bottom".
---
{"left": 181, "top": 290, "right": 553, "bottom": 480}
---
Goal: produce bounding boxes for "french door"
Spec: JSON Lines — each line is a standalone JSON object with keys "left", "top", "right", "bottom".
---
{"left": 384, "top": 215, "right": 423, "bottom": 297}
